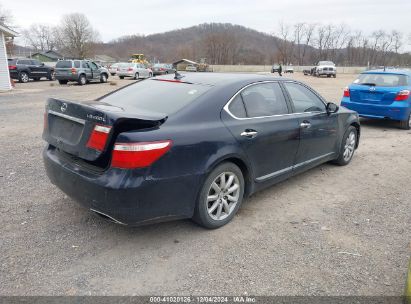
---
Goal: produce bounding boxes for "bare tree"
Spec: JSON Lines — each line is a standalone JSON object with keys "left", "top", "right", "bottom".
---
{"left": 0, "top": 4, "right": 13, "bottom": 27}
{"left": 23, "top": 24, "right": 57, "bottom": 51}
{"left": 276, "top": 22, "right": 293, "bottom": 64}
{"left": 56, "top": 13, "right": 100, "bottom": 58}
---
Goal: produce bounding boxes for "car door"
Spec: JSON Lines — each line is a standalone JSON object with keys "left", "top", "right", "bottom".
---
{"left": 81, "top": 61, "right": 93, "bottom": 80}
{"left": 222, "top": 82, "right": 300, "bottom": 183}
{"left": 31, "top": 60, "right": 48, "bottom": 77}
{"left": 89, "top": 61, "right": 101, "bottom": 80}
{"left": 282, "top": 81, "right": 338, "bottom": 171}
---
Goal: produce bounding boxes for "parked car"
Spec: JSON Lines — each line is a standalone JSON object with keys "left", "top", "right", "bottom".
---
{"left": 313, "top": 61, "right": 337, "bottom": 78}
{"left": 43, "top": 73, "right": 360, "bottom": 228}
{"left": 152, "top": 63, "right": 176, "bottom": 76}
{"left": 8, "top": 58, "right": 55, "bottom": 83}
{"left": 271, "top": 64, "right": 281, "bottom": 73}
{"left": 117, "top": 63, "right": 152, "bottom": 79}
{"left": 55, "top": 60, "right": 109, "bottom": 85}
{"left": 185, "top": 64, "right": 198, "bottom": 72}
{"left": 108, "top": 63, "right": 119, "bottom": 76}
{"left": 284, "top": 66, "right": 294, "bottom": 73}
{"left": 341, "top": 69, "right": 411, "bottom": 129}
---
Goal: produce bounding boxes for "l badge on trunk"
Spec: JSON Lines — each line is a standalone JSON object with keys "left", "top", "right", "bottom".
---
{"left": 61, "top": 103, "right": 68, "bottom": 112}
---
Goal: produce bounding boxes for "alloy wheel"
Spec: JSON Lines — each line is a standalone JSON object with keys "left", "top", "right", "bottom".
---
{"left": 20, "top": 72, "right": 29, "bottom": 83}
{"left": 343, "top": 131, "right": 356, "bottom": 162}
{"left": 207, "top": 172, "right": 240, "bottom": 221}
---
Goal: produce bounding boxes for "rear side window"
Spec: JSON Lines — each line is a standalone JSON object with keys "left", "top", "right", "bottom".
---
{"left": 228, "top": 95, "right": 247, "bottom": 118}
{"left": 100, "top": 79, "right": 212, "bottom": 115}
{"left": 18, "top": 60, "right": 31, "bottom": 65}
{"left": 284, "top": 82, "right": 325, "bottom": 113}
{"left": 240, "top": 83, "right": 288, "bottom": 117}
{"left": 354, "top": 73, "right": 408, "bottom": 87}
{"left": 56, "top": 61, "right": 72, "bottom": 68}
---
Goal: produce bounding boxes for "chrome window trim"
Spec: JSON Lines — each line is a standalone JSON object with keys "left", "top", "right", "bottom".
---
{"left": 255, "top": 152, "right": 335, "bottom": 182}
{"left": 223, "top": 80, "right": 326, "bottom": 120}
{"left": 48, "top": 110, "right": 86, "bottom": 125}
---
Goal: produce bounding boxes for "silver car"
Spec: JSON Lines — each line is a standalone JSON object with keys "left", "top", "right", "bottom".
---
{"left": 109, "top": 63, "right": 119, "bottom": 76}
{"left": 117, "top": 63, "right": 153, "bottom": 80}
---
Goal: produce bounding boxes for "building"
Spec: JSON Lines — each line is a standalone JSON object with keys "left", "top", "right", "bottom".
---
{"left": 0, "top": 24, "right": 18, "bottom": 91}
{"left": 93, "top": 54, "right": 117, "bottom": 67}
{"left": 31, "top": 50, "right": 63, "bottom": 62}
{"left": 172, "top": 59, "right": 198, "bottom": 71}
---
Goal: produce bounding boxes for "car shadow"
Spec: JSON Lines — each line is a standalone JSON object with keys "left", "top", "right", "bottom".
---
{"left": 359, "top": 117, "right": 401, "bottom": 130}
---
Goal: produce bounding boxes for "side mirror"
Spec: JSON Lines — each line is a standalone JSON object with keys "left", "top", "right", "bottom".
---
{"left": 326, "top": 102, "right": 339, "bottom": 114}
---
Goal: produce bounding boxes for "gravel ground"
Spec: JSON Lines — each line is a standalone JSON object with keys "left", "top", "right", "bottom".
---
{"left": 0, "top": 74, "right": 410, "bottom": 296}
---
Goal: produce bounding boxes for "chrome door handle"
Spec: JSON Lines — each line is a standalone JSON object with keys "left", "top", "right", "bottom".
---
{"left": 240, "top": 130, "right": 258, "bottom": 138}
{"left": 300, "top": 121, "right": 311, "bottom": 129}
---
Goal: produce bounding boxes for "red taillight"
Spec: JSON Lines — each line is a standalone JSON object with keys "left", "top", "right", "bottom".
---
{"left": 394, "top": 90, "right": 410, "bottom": 101}
{"left": 160, "top": 68, "right": 165, "bottom": 71}
{"left": 71, "top": 68, "right": 77, "bottom": 74}
{"left": 8, "top": 65, "right": 17, "bottom": 70}
{"left": 127, "top": 67, "right": 133, "bottom": 72}
{"left": 86, "top": 124, "right": 112, "bottom": 151}
{"left": 343, "top": 87, "right": 350, "bottom": 98}
{"left": 111, "top": 140, "right": 172, "bottom": 169}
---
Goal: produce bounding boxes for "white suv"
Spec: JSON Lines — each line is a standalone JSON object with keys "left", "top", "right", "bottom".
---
{"left": 314, "top": 61, "right": 336, "bottom": 78}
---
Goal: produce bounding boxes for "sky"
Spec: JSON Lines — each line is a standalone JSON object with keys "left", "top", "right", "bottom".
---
{"left": 4, "top": 0, "right": 411, "bottom": 50}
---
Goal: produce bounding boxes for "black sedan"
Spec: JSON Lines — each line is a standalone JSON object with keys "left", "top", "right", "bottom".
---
{"left": 43, "top": 73, "right": 360, "bottom": 228}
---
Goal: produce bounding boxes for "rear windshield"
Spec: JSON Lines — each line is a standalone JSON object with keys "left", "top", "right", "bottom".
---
{"left": 100, "top": 79, "right": 212, "bottom": 115}
{"left": 8, "top": 59, "right": 16, "bottom": 65}
{"left": 56, "top": 60, "right": 72, "bottom": 68}
{"left": 354, "top": 73, "right": 408, "bottom": 87}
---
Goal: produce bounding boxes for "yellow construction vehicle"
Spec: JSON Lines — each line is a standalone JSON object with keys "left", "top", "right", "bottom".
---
{"left": 129, "top": 54, "right": 150, "bottom": 66}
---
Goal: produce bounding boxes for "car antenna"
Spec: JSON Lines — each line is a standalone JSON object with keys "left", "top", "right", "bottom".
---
{"left": 174, "top": 71, "right": 184, "bottom": 80}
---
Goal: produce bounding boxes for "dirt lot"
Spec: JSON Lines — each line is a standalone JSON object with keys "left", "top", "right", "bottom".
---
{"left": 0, "top": 74, "right": 410, "bottom": 296}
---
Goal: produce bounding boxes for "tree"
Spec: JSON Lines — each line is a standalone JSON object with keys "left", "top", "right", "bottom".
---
{"left": 56, "top": 13, "right": 100, "bottom": 58}
{"left": 0, "top": 4, "right": 13, "bottom": 27}
{"left": 22, "top": 24, "right": 57, "bottom": 51}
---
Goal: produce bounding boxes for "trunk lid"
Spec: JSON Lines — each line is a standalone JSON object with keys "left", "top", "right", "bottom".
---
{"left": 349, "top": 84, "right": 406, "bottom": 105}
{"left": 43, "top": 98, "right": 167, "bottom": 162}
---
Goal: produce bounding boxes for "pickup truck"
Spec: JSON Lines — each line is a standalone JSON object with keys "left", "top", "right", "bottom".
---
{"left": 313, "top": 61, "right": 337, "bottom": 78}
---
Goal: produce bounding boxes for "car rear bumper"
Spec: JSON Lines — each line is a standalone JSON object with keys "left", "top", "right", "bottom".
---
{"left": 341, "top": 98, "right": 410, "bottom": 121}
{"left": 117, "top": 72, "right": 134, "bottom": 77}
{"left": 43, "top": 146, "right": 199, "bottom": 225}
{"left": 9, "top": 70, "right": 19, "bottom": 79}
{"left": 55, "top": 74, "right": 79, "bottom": 81}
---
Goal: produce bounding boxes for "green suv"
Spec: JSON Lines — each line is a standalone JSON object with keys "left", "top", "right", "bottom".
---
{"left": 55, "top": 60, "right": 109, "bottom": 85}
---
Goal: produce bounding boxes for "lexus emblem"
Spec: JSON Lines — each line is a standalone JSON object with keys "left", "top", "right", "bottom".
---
{"left": 61, "top": 103, "right": 68, "bottom": 112}
{"left": 369, "top": 87, "right": 376, "bottom": 92}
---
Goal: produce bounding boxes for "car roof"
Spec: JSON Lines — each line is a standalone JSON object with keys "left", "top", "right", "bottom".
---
{"left": 362, "top": 69, "right": 411, "bottom": 76}
{"left": 154, "top": 73, "right": 287, "bottom": 86}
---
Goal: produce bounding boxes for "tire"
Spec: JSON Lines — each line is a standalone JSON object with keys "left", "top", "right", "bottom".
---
{"left": 327, "top": 75, "right": 331, "bottom": 78}
{"left": 100, "top": 73, "right": 108, "bottom": 83}
{"left": 192, "top": 162, "right": 245, "bottom": 229}
{"left": 18, "top": 71, "right": 29, "bottom": 83}
{"left": 165, "top": 71, "right": 169, "bottom": 74}
{"left": 333, "top": 74, "right": 337, "bottom": 78}
{"left": 399, "top": 112, "right": 411, "bottom": 130}
{"left": 58, "top": 80, "right": 68, "bottom": 85}
{"left": 110, "top": 73, "right": 115, "bottom": 76}
{"left": 119, "top": 76, "right": 124, "bottom": 79}
{"left": 333, "top": 126, "right": 358, "bottom": 166}
{"left": 134, "top": 72, "right": 139, "bottom": 80}
{"left": 47, "top": 72, "right": 55, "bottom": 81}
{"left": 78, "top": 74, "right": 86, "bottom": 85}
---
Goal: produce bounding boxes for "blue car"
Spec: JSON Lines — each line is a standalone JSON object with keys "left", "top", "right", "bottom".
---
{"left": 341, "top": 69, "right": 411, "bottom": 130}
{"left": 43, "top": 73, "right": 360, "bottom": 228}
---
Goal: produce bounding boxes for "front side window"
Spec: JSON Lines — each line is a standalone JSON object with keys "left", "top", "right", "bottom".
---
{"left": 74, "top": 61, "right": 81, "bottom": 68}
{"left": 240, "top": 83, "right": 288, "bottom": 117}
{"left": 284, "top": 82, "right": 325, "bottom": 113}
